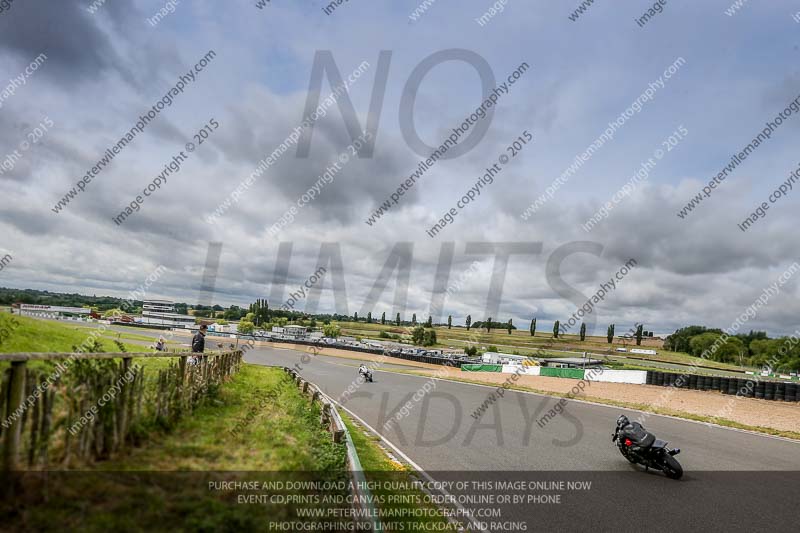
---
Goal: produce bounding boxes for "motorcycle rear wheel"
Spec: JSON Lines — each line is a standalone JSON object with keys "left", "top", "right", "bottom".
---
{"left": 662, "top": 454, "right": 683, "bottom": 480}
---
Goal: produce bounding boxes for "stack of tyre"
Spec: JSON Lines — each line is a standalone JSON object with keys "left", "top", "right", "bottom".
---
{"left": 644, "top": 370, "right": 798, "bottom": 402}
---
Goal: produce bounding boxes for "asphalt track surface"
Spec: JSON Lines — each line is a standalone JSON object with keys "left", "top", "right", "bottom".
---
{"left": 246, "top": 346, "right": 800, "bottom": 531}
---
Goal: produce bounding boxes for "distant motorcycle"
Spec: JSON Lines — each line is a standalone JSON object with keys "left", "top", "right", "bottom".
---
{"left": 358, "top": 366, "right": 373, "bottom": 383}
{"left": 612, "top": 415, "right": 683, "bottom": 479}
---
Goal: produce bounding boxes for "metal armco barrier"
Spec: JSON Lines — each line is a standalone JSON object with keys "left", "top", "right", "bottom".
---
{"left": 644, "top": 370, "right": 798, "bottom": 402}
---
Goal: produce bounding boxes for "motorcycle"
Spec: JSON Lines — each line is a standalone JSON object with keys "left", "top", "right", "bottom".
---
{"left": 358, "top": 367, "right": 373, "bottom": 383}
{"left": 612, "top": 415, "right": 683, "bottom": 479}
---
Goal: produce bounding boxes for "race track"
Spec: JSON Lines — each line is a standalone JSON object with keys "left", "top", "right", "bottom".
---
{"left": 246, "top": 346, "right": 800, "bottom": 531}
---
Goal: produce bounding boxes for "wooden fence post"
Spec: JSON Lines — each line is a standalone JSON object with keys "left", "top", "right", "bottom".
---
{"left": 117, "top": 357, "right": 132, "bottom": 446}
{"left": 2, "top": 361, "right": 27, "bottom": 471}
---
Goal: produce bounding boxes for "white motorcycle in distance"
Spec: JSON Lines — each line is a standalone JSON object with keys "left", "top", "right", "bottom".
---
{"left": 358, "top": 365, "right": 374, "bottom": 383}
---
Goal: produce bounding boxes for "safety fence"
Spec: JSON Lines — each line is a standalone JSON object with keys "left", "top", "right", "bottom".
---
{"left": 0, "top": 350, "right": 242, "bottom": 471}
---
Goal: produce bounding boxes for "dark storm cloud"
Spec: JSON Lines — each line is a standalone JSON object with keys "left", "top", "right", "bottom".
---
{"left": 0, "top": 0, "right": 135, "bottom": 82}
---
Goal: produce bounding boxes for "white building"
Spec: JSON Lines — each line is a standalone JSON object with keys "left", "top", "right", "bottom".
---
{"left": 139, "top": 299, "right": 195, "bottom": 328}
{"left": 13, "top": 304, "right": 91, "bottom": 320}
{"left": 271, "top": 325, "right": 308, "bottom": 339}
{"left": 481, "top": 351, "right": 531, "bottom": 365}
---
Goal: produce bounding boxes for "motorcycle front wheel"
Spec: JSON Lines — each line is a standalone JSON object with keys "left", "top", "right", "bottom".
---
{"left": 662, "top": 454, "right": 683, "bottom": 480}
{"left": 619, "top": 446, "right": 637, "bottom": 464}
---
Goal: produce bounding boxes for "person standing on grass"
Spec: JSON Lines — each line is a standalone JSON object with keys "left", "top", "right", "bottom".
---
{"left": 191, "top": 324, "right": 207, "bottom": 364}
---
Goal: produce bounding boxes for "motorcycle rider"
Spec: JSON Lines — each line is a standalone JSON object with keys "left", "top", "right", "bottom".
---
{"left": 358, "top": 364, "right": 368, "bottom": 376}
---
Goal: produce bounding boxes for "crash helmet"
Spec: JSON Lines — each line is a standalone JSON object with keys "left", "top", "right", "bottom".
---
{"left": 616, "top": 414, "right": 630, "bottom": 428}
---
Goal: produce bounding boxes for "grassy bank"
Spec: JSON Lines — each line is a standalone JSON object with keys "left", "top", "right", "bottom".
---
{"left": 0, "top": 313, "right": 142, "bottom": 354}
{"left": 4, "top": 365, "right": 349, "bottom": 531}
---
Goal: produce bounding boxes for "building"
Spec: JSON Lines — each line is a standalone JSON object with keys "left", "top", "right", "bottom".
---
{"left": 138, "top": 299, "right": 195, "bottom": 328}
{"left": 271, "top": 325, "right": 308, "bottom": 339}
{"left": 12, "top": 303, "right": 91, "bottom": 320}
{"left": 481, "top": 352, "right": 531, "bottom": 365}
{"left": 541, "top": 357, "right": 603, "bottom": 369}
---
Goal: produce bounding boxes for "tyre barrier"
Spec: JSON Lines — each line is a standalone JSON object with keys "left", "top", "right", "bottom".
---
{"left": 695, "top": 375, "right": 705, "bottom": 390}
{"left": 764, "top": 381, "right": 775, "bottom": 401}
{"left": 640, "top": 367, "right": 796, "bottom": 402}
{"left": 775, "top": 382, "right": 785, "bottom": 401}
{"left": 785, "top": 383, "right": 798, "bottom": 402}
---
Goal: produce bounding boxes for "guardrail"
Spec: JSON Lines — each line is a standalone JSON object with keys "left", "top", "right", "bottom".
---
{"left": 283, "top": 367, "right": 382, "bottom": 531}
{"left": 0, "top": 350, "right": 242, "bottom": 472}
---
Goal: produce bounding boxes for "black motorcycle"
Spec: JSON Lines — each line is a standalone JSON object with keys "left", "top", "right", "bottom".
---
{"left": 612, "top": 415, "right": 683, "bottom": 479}
{"left": 359, "top": 367, "right": 373, "bottom": 382}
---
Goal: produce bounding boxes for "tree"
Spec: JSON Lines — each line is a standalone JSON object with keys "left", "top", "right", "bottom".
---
{"left": 249, "top": 298, "right": 269, "bottom": 326}
{"left": 466, "top": 315, "right": 472, "bottom": 331}
{"left": 486, "top": 317, "right": 492, "bottom": 332}
{"left": 464, "top": 346, "right": 478, "bottom": 357}
{"left": 354, "top": 312, "right": 358, "bottom": 322}
{"left": 507, "top": 318, "right": 513, "bottom": 334}
{"left": 530, "top": 317, "right": 536, "bottom": 337}
{"left": 367, "top": 311, "right": 372, "bottom": 323}
{"left": 412, "top": 313, "right": 417, "bottom": 325}
{"left": 580, "top": 322, "right": 586, "bottom": 341}
{"left": 689, "top": 333, "right": 745, "bottom": 363}
{"left": 411, "top": 326, "right": 425, "bottom": 345}
{"left": 103, "top": 308, "right": 123, "bottom": 318}
{"left": 381, "top": 312, "right": 386, "bottom": 325}
{"left": 447, "top": 315, "right": 452, "bottom": 329}
{"left": 553, "top": 321, "right": 560, "bottom": 338}
{"left": 238, "top": 320, "right": 255, "bottom": 334}
{"left": 245, "top": 312, "right": 256, "bottom": 323}
{"left": 664, "top": 326, "right": 718, "bottom": 353}
{"left": 636, "top": 324, "right": 643, "bottom": 346}
{"left": 423, "top": 329, "right": 437, "bottom": 346}
{"left": 607, "top": 324, "right": 615, "bottom": 344}
{"left": 396, "top": 312, "right": 401, "bottom": 326}
{"left": 426, "top": 315, "right": 432, "bottom": 327}
{"left": 323, "top": 324, "right": 341, "bottom": 337}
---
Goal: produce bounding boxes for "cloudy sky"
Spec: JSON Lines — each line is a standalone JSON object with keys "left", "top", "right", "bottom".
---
{"left": 1, "top": 0, "right": 800, "bottom": 336}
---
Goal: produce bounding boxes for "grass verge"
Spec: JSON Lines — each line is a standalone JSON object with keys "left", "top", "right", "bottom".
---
{"left": 340, "top": 411, "right": 459, "bottom": 530}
